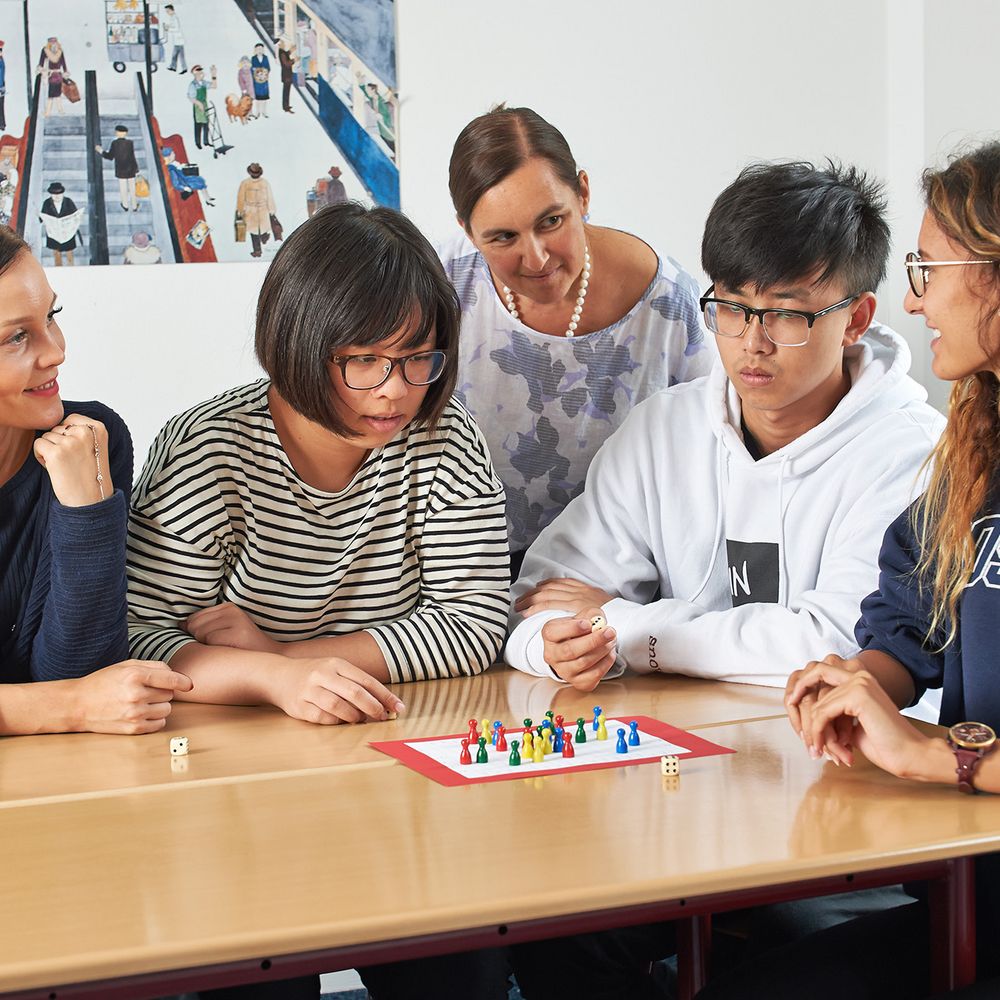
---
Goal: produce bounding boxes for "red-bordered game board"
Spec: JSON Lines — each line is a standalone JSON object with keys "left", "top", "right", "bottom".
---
{"left": 370, "top": 715, "right": 735, "bottom": 787}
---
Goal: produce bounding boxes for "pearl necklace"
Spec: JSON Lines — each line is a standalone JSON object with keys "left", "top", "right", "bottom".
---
{"left": 502, "top": 246, "right": 591, "bottom": 338}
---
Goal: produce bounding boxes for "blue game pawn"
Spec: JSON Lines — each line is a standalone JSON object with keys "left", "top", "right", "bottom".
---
{"left": 492, "top": 720, "right": 503, "bottom": 746}
{"left": 615, "top": 728, "right": 628, "bottom": 754}
{"left": 628, "top": 720, "right": 640, "bottom": 746}
{"left": 593, "top": 706, "right": 602, "bottom": 731}
{"left": 553, "top": 726, "right": 564, "bottom": 753}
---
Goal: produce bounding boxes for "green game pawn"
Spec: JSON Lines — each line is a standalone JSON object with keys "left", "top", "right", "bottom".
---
{"left": 476, "top": 736, "right": 489, "bottom": 763}
{"left": 575, "top": 718, "right": 588, "bottom": 743}
{"left": 545, "top": 710, "right": 555, "bottom": 726}
{"left": 509, "top": 739, "right": 521, "bottom": 766}
{"left": 523, "top": 717, "right": 533, "bottom": 732}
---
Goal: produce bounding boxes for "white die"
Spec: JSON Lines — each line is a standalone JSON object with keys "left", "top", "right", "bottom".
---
{"left": 590, "top": 615, "right": 607, "bottom": 632}
{"left": 660, "top": 755, "right": 679, "bottom": 776}
{"left": 169, "top": 736, "right": 189, "bottom": 756}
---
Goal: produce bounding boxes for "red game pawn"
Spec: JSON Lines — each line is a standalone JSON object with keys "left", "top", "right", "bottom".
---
{"left": 562, "top": 735, "right": 575, "bottom": 758}
{"left": 459, "top": 738, "right": 472, "bottom": 765}
{"left": 555, "top": 714, "right": 565, "bottom": 732}
{"left": 497, "top": 725, "right": 508, "bottom": 751}
{"left": 467, "top": 718, "right": 479, "bottom": 745}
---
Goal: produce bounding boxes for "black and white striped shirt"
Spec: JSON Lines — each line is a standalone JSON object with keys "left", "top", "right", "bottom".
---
{"left": 127, "top": 381, "right": 510, "bottom": 683}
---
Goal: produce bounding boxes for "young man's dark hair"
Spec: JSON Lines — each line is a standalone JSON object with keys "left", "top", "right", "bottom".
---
{"left": 254, "top": 201, "right": 460, "bottom": 438}
{"left": 702, "top": 161, "right": 890, "bottom": 295}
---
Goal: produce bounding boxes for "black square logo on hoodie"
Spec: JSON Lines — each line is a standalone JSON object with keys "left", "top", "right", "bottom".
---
{"left": 726, "top": 539, "right": 779, "bottom": 607}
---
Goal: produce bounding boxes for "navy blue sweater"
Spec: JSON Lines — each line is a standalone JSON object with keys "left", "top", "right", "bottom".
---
{"left": 0, "top": 401, "right": 132, "bottom": 683}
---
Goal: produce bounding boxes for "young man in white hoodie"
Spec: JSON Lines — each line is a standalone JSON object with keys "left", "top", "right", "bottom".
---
{"left": 505, "top": 161, "right": 945, "bottom": 693}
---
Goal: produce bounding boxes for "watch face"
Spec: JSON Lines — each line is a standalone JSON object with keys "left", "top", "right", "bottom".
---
{"left": 950, "top": 722, "right": 998, "bottom": 750}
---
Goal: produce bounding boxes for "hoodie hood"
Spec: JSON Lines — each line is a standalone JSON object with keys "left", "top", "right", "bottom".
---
{"left": 690, "top": 322, "right": 932, "bottom": 605}
{"left": 709, "top": 322, "right": 926, "bottom": 477}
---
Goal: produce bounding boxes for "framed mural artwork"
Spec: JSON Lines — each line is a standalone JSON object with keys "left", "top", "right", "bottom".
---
{"left": 0, "top": 0, "right": 397, "bottom": 265}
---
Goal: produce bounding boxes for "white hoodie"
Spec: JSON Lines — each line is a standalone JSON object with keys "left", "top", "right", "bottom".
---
{"left": 505, "top": 324, "right": 945, "bottom": 687}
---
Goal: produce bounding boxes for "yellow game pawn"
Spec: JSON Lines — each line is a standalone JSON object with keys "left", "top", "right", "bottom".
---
{"left": 596, "top": 712, "right": 609, "bottom": 741}
{"left": 522, "top": 730, "right": 534, "bottom": 759}
{"left": 543, "top": 729, "right": 554, "bottom": 754}
{"left": 532, "top": 739, "right": 545, "bottom": 764}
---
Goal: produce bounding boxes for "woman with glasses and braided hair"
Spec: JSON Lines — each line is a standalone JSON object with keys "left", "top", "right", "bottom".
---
{"left": 127, "top": 203, "right": 510, "bottom": 742}
{"left": 696, "top": 142, "right": 1000, "bottom": 1000}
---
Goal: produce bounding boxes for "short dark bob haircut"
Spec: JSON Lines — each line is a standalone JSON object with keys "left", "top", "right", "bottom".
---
{"left": 255, "top": 202, "right": 460, "bottom": 438}
{"left": 702, "top": 160, "right": 890, "bottom": 296}
{"left": 449, "top": 104, "right": 580, "bottom": 227}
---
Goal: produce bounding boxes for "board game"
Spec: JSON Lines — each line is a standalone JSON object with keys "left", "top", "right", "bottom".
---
{"left": 370, "top": 713, "right": 735, "bottom": 787}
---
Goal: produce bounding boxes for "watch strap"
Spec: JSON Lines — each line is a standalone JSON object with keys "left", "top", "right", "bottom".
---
{"left": 949, "top": 742, "right": 987, "bottom": 794}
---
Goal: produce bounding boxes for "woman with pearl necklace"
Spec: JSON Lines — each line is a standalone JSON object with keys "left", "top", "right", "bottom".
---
{"left": 438, "top": 105, "right": 711, "bottom": 577}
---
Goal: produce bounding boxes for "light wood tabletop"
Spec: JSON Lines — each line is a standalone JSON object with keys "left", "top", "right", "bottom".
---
{"left": 0, "top": 671, "right": 992, "bottom": 997}
{"left": 0, "top": 667, "right": 786, "bottom": 805}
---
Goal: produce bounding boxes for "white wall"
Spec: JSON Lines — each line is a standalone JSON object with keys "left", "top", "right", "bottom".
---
{"left": 54, "top": 0, "right": 983, "bottom": 466}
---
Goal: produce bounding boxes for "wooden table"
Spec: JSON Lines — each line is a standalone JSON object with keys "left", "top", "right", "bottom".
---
{"left": 0, "top": 669, "right": 994, "bottom": 999}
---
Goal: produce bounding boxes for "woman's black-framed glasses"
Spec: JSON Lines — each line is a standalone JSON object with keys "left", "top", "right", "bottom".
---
{"left": 699, "top": 286, "right": 857, "bottom": 348}
{"left": 904, "top": 252, "right": 995, "bottom": 298}
{"left": 330, "top": 350, "right": 448, "bottom": 390}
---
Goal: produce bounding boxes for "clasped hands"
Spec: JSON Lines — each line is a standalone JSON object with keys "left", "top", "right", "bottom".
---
{"left": 515, "top": 577, "right": 617, "bottom": 692}
{"left": 785, "top": 653, "right": 930, "bottom": 777}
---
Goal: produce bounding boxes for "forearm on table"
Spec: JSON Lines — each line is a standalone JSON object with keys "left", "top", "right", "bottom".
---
{"left": 0, "top": 678, "right": 83, "bottom": 735}
{"left": 280, "top": 631, "right": 389, "bottom": 681}
{"left": 897, "top": 731, "right": 1000, "bottom": 795}
{"left": 167, "top": 642, "right": 294, "bottom": 706}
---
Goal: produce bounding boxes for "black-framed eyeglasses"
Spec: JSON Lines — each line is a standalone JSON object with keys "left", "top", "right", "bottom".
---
{"left": 904, "top": 252, "right": 995, "bottom": 298}
{"left": 329, "top": 350, "right": 447, "bottom": 390}
{"left": 699, "top": 286, "right": 857, "bottom": 348}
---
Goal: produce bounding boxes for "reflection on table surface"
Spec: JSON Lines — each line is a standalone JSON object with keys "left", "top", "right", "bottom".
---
{"left": 3, "top": 714, "right": 1000, "bottom": 994}
{"left": 0, "top": 667, "right": 786, "bottom": 804}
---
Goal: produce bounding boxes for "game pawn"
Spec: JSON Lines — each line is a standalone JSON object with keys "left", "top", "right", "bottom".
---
{"left": 509, "top": 739, "right": 521, "bottom": 766}
{"left": 562, "top": 733, "right": 575, "bottom": 758}
{"left": 545, "top": 710, "right": 555, "bottom": 728}
{"left": 467, "top": 718, "right": 479, "bottom": 745}
{"left": 553, "top": 726, "right": 564, "bottom": 753}
{"left": 592, "top": 706, "right": 602, "bottom": 731}
{"left": 522, "top": 730, "right": 534, "bottom": 758}
{"left": 615, "top": 728, "right": 629, "bottom": 754}
{"left": 596, "top": 712, "right": 609, "bottom": 741}
{"left": 555, "top": 713, "right": 565, "bottom": 732}
{"left": 497, "top": 725, "right": 508, "bottom": 751}
{"left": 459, "top": 738, "right": 472, "bottom": 765}
{"left": 481, "top": 718, "right": 491, "bottom": 747}
{"left": 575, "top": 718, "right": 588, "bottom": 743}
{"left": 476, "top": 736, "right": 489, "bottom": 764}
{"left": 628, "top": 720, "right": 641, "bottom": 746}
{"left": 522, "top": 717, "right": 533, "bottom": 732}
{"left": 492, "top": 720, "right": 503, "bottom": 747}
{"left": 532, "top": 739, "right": 545, "bottom": 764}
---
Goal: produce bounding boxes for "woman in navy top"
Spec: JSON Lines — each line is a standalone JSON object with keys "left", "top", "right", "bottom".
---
{"left": 0, "top": 226, "right": 191, "bottom": 735}
{"left": 697, "top": 143, "right": 1000, "bottom": 1000}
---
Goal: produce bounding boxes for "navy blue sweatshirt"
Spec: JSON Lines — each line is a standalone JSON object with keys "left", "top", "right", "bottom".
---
{"left": 856, "top": 496, "right": 1000, "bottom": 729}
{"left": 0, "top": 401, "right": 132, "bottom": 683}
{"left": 857, "top": 495, "right": 1000, "bottom": 951}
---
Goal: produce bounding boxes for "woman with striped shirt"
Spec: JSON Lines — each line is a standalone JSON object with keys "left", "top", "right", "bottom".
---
{"left": 127, "top": 202, "right": 510, "bottom": 731}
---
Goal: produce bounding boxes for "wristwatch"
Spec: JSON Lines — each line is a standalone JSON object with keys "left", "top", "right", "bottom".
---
{"left": 946, "top": 721, "right": 997, "bottom": 794}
